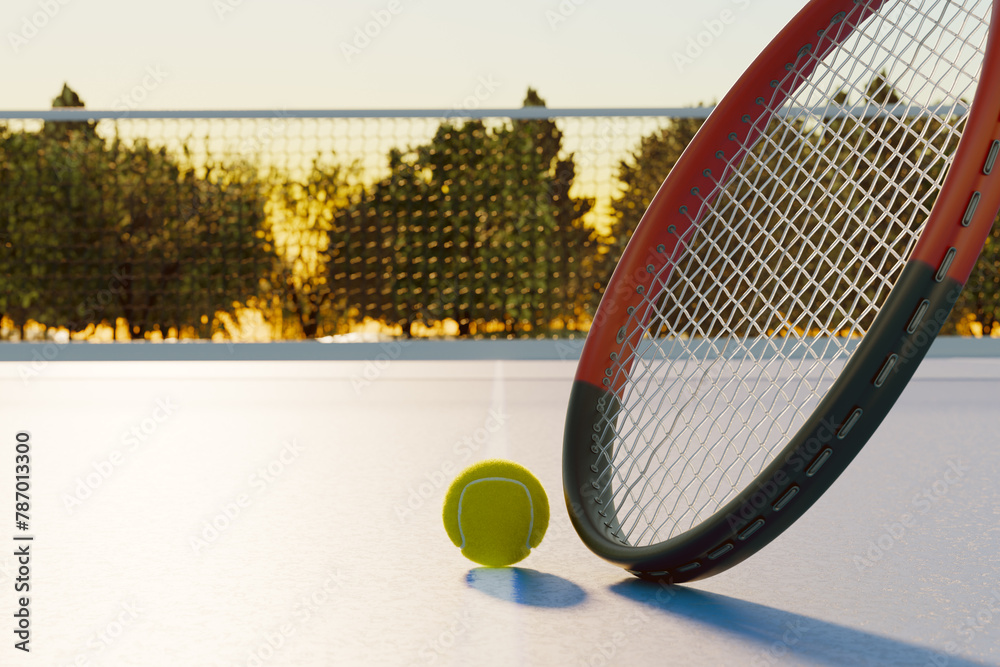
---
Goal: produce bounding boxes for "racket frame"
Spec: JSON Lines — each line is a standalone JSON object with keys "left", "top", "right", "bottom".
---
{"left": 564, "top": 0, "right": 1000, "bottom": 583}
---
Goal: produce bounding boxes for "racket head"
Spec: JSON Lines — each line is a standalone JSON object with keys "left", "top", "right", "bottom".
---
{"left": 564, "top": 0, "right": 1000, "bottom": 583}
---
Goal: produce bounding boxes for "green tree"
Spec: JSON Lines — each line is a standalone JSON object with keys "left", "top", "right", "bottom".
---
{"left": 609, "top": 111, "right": 705, "bottom": 269}
{"left": 545, "top": 156, "right": 603, "bottom": 330}
{"left": 334, "top": 89, "right": 598, "bottom": 337}
{"left": 108, "top": 142, "right": 274, "bottom": 339}
{"left": 43, "top": 82, "right": 98, "bottom": 142}
{"left": 609, "top": 83, "right": 968, "bottom": 341}
{"left": 0, "top": 87, "right": 113, "bottom": 337}
{"left": 332, "top": 146, "right": 437, "bottom": 337}
{"left": 946, "top": 213, "right": 1000, "bottom": 336}
{"left": 1, "top": 85, "right": 276, "bottom": 340}
{"left": 502, "top": 88, "right": 599, "bottom": 334}
{"left": 268, "top": 160, "right": 355, "bottom": 338}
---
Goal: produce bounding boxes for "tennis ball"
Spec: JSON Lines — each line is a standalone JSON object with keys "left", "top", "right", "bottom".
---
{"left": 442, "top": 459, "right": 549, "bottom": 567}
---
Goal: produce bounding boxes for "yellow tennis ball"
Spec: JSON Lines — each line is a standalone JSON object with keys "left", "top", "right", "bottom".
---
{"left": 442, "top": 459, "right": 549, "bottom": 567}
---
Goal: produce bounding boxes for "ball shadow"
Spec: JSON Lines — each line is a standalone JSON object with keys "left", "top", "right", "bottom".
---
{"left": 466, "top": 567, "right": 587, "bottom": 608}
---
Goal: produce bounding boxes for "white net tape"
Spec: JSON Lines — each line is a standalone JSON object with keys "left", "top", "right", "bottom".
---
{"left": 600, "top": 0, "right": 991, "bottom": 547}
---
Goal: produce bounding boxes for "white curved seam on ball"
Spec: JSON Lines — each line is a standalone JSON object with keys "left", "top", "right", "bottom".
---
{"left": 457, "top": 478, "right": 534, "bottom": 550}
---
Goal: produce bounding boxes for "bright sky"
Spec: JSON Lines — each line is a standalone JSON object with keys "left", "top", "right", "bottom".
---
{"left": 1, "top": 0, "right": 808, "bottom": 111}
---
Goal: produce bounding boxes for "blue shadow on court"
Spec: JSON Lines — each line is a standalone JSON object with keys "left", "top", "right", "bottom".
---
{"left": 466, "top": 568, "right": 587, "bottom": 608}
{"left": 611, "top": 580, "right": 989, "bottom": 667}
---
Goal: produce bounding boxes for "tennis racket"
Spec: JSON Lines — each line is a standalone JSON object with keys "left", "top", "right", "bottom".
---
{"left": 563, "top": 0, "right": 1000, "bottom": 584}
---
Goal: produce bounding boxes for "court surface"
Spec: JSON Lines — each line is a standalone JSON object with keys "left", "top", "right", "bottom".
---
{"left": 0, "top": 352, "right": 998, "bottom": 666}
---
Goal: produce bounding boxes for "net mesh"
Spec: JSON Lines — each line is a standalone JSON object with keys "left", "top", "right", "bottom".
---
{"left": 0, "top": 111, "right": 677, "bottom": 341}
{"left": 599, "top": 0, "right": 992, "bottom": 547}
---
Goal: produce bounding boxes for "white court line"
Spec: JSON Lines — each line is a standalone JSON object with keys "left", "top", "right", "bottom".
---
{"left": 488, "top": 360, "right": 509, "bottom": 458}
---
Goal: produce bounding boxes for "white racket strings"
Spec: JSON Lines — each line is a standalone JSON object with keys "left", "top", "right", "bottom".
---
{"left": 596, "top": 0, "right": 991, "bottom": 547}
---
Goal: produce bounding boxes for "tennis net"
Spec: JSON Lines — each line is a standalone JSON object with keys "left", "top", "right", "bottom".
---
{"left": 1, "top": 102, "right": 996, "bottom": 342}
{"left": 0, "top": 105, "right": 698, "bottom": 342}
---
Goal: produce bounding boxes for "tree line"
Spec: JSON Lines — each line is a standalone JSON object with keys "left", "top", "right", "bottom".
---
{"left": 1, "top": 84, "right": 997, "bottom": 340}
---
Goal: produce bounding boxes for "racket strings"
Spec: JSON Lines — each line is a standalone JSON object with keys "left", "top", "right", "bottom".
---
{"left": 596, "top": 0, "right": 991, "bottom": 546}
{"left": 600, "top": 0, "right": 976, "bottom": 532}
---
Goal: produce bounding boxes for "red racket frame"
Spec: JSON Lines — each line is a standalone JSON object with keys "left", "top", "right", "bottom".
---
{"left": 564, "top": 0, "right": 1000, "bottom": 583}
